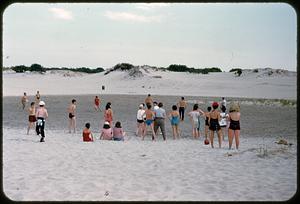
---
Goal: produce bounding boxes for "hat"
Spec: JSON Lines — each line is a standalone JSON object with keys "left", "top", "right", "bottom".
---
{"left": 212, "top": 102, "right": 219, "bottom": 108}
{"left": 139, "top": 104, "right": 144, "bottom": 108}
{"left": 104, "top": 121, "right": 110, "bottom": 125}
{"left": 39, "top": 101, "right": 45, "bottom": 106}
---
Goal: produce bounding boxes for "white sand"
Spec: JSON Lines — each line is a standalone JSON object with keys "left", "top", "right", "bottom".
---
{"left": 3, "top": 128, "right": 297, "bottom": 201}
{"left": 3, "top": 68, "right": 297, "bottom": 99}
{"left": 2, "top": 68, "right": 297, "bottom": 201}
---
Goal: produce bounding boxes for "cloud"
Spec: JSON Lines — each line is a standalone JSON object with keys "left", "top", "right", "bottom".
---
{"left": 135, "top": 3, "right": 170, "bottom": 11}
{"left": 103, "top": 11, "right": 161, "bottom": 23}
{"left": 49, "top": 8, "right": 73, "bottom": 20}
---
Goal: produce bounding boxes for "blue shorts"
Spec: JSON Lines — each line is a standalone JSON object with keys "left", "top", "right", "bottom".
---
{"left": 145, "top": 119, "right": 153, "bottom": 126}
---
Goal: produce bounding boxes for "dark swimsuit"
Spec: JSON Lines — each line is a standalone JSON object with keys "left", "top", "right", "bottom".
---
{"left": 69, "top": 113, "right": 75, "bottom": 119}
{"left": 205, "top": 117, "right": 209, "bottom": 126}
{"left": 209, "top": 118, "right": 221, "bottom": 131}
{"left": 229, "top": 119, "right": 240, "bottom": 130}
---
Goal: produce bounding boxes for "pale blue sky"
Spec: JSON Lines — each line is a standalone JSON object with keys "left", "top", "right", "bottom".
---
{"left": 2, "top": 3, "right": 297, "bottom": 71}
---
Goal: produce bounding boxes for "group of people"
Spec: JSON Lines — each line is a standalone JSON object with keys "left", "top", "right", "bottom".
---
{"left": 23, "top": 92, "right": 240, "bottom": 150}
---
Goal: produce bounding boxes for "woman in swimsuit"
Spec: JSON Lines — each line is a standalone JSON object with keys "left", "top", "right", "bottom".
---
{"left": 35, "top": 90, "right": 41, "bottom": 104}
{"left": 104, "top": 102, "right": 113, "bottom": 127}
{"left": 142, "top": 103, "right": 156, "bottom": 141}
{"left": 21, "top": 92, "right": 28, "bottom": 110}
{"left": 83, "top": 123, "right": 94, "bottom": 142}
{"left": 27, "top": 102, "right": 36, "bottom": 135}
{"left": 208, "top": 102, "right": 223, "bottom": 148}
{"left": 228, "top": 102, "right": 241, "bottom": 150}
{"left": 94, "top": 96, "right": 101, "bottom": 111}
{"left": 168, "top": 105, "right": 180, "bottom": 139}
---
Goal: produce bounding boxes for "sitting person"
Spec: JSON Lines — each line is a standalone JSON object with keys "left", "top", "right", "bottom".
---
{"left": 113, "top": 121, "right": 126, "bottom": 141}
{"left": 100, "top": 121, "right": 113, "bottom": 140}
{"left": 82, "top": 123, "right": 94, "bottom": 142}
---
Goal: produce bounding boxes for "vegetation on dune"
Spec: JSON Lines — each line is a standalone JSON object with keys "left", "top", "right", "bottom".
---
{"left": 167, "top": 64, "right": 222, "bottom": 74}
{"left": 229, "top": 68, "right": 242, "bottom": 76}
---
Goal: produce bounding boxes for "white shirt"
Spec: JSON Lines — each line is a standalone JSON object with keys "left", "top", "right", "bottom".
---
{"left": 189, "top": 111, "right": 200, "bottom": 122}
{"left": 221, "top": 99, "right": 227, "bottom": 107}
{"left": 219, "top": 112, "right": 228, "bottom": 126}
{"left": 154, "top": 105, "right": 159, "bottom": 110}
{"left": 137, "top": 109, "right": 145, "bottom": 120}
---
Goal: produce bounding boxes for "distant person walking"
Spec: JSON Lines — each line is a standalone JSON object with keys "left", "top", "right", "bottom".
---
{"left": 136, "top": 103, "right": 145, "bottom": 137}
{"left": 178, "top": 97, "right": 187, "bottom": 121}
{"left": 208, "top": 102, "right": 222, "bottom": 148}
{"left": 104, "top": 102, "right": 113, "bottom": 127}
{"left": 21, "top": 92, "right": 28, "bottom": 110}
{"left": 82, "top": 123, "right": 94, "bottom": 142}
{"left": 68, "top": 99, "right": 77, "bottom": 133}
{"left": 145, "top": 94, "right": 153, "bottom": 106}
{"left": 94, "top": 96, "right": 101, "bottom": 111}
{"left": 27, "top": 102, "right": 36, "bottom": 135}
{"left": 154, "top": 102, "right": 167, "bottom": 141}
{"left": 142, "top": 103, "right": 156, "bottom": 141}
{"left": 168, "top": 105, "right": 180, "bottom": 139}
{"left": 228, "top": 103, "right": 241, "bottom": 150}
{"left": 35, "top": 90, "right": 41, "bottom": 104}
{"left": 35, "top": 101, "right": 48, "bottom": 142}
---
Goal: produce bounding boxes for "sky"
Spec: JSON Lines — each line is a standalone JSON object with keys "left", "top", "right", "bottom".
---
{"left": 2, "top": 3, "right": 297, "bottom": 71}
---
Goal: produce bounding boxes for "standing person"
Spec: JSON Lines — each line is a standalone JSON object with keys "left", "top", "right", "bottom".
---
{"left": 188, "top": 104, "right": 204, "bottom": 139}
{"left": 68, "top": 99, "right": 77, "bottom": 133}
{"left": 153, "top": 101, "right": 159, "bottom": 110}
{"left": 168, "top": 105, "right": 180, "bottom": 139}
{"left": 113, "top": 121, "right": 126, "bottom": 141}
{"left": 27, "top": 102, "right": 36, "bottom": 135}
{"left": 104, "top": 102, "right": 113, "bottom": 127}
{"left": 221, "top": 97, "right": 227, "bottom": 109}
{"left": 154, "top": 102, "right": 167, "bottom": 141}
{"left": 219, "top": 105, "right": 229, "bottom": 141}
{"left": 83, "top": 123, "right": 94, "bottom": 142}
{"left": 100, "top": 121, "right": 113, "bottom": 140}
{"left": 136, "top": 103, "right": 145, "bottom": 137}
{"left": 142, "top": 103, "right": 156, "bottom": 141}
{"left": 208, "top": 102, "right": 222, "bottom": 148}
{"left": 228, "top": 103, "right": 241, "bottom": 150}
{"left": 145, "top": 94, "right": 153, "bottom": 106}
{"left": 94, "top": 96, "right": 101, "bottom": 111}
{"left": 178, "top": 97, "right": 187, "bottom": 121}
{"left": 35, "top": 90, "right": 41, "bottom": 104}
{"left": 35, "top": 101, "right": 48, "bottom": 142}
{"left": 204, "top": 106, "right": 212, "bottom": 141}
{"left": 21, "top": 92, "right": 28, "bottom": 110}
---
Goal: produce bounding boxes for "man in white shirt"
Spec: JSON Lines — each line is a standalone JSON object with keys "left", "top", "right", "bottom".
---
{"left": 154, "top": 102, "right": 166, "bottom": 140}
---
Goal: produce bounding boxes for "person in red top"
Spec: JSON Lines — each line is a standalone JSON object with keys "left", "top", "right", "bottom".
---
{"left": 94, "top": 96, "right": 101, "bottom": 111}
{"left": 83, "top": 123, "right": 94, "bottom": 142}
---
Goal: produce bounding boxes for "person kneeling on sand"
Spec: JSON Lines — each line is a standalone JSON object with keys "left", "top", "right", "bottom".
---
{"left": 100, "top": 121, "right": 113, "bottom": 140}
{"left": 113, "top": 121, "right": 126, "bottom": 141}
{"left": 83, "top": 123, "right": 94, "bottom": 142}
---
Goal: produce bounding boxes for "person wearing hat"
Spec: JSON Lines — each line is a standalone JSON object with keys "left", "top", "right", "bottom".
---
{"left": 35, "top": 100, "right": 48, "bottom": 142}
{"left": 100, "top": 121, "right": 113, "bottom": 140}
{"left": 208, "top": 102, "right": 222, "bottom": 148}
{"left": 136, "top": 103, "right": 146, "bottom": 137}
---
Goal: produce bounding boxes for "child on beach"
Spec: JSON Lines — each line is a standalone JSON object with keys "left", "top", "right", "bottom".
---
{"left": 142, "top": 103, "right": 156, "bottom": 141}
{"left": 113, "top": 121, "right": 126, "bottom": 141}
{"left": 188, "top": 104, "right": 205, "bottom": 139}
{"left": 208, "top": 102, "right": 223, "bottom": 148}
{"left": 27, "top": 102, "right": 36, "bottom": 135}
{"left": 21, "top": 92, "right": 28, "bottom": 110}
{"left": 83, "top": 123, "right": 94, "bottom": 142}
{"left": 136, "top": 103, "right": 145, "bottom": 137}
{"left": 228, "top": 103, "right": 241, "bottom": 150}
{"left": 219, "top": 105, "right": 229, "bottom": 141}
{"left": 168, "top": 105, "right": 180, "bottom": 139}
{"left": 100, "top": 121, "right": 113, "bottom": 140}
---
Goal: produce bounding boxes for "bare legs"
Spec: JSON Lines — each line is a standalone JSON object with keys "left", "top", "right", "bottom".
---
{"left": 209, "top": 129, "right": 222, "bottom": 148}
{"left": 27, "top": 122, "right": 35, "bottom": 135}
{"left": 228, "top": 129, "right": 240, "bottom": 150}
{"left": 69, "top": 117, "right": 76, "bottom": 133}
{"left": 172, "top": 125, "right": 180, "bottom": 139}
{"left": 142, "top": 123, "right": 156, "bottom": 141}
{"left": 137, "top": 122, "right": 145, "bottom": 137}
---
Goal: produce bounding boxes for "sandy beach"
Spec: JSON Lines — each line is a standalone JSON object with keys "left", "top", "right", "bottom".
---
{"left": 2, "top": 93, "right": 297, "bottom": 201}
